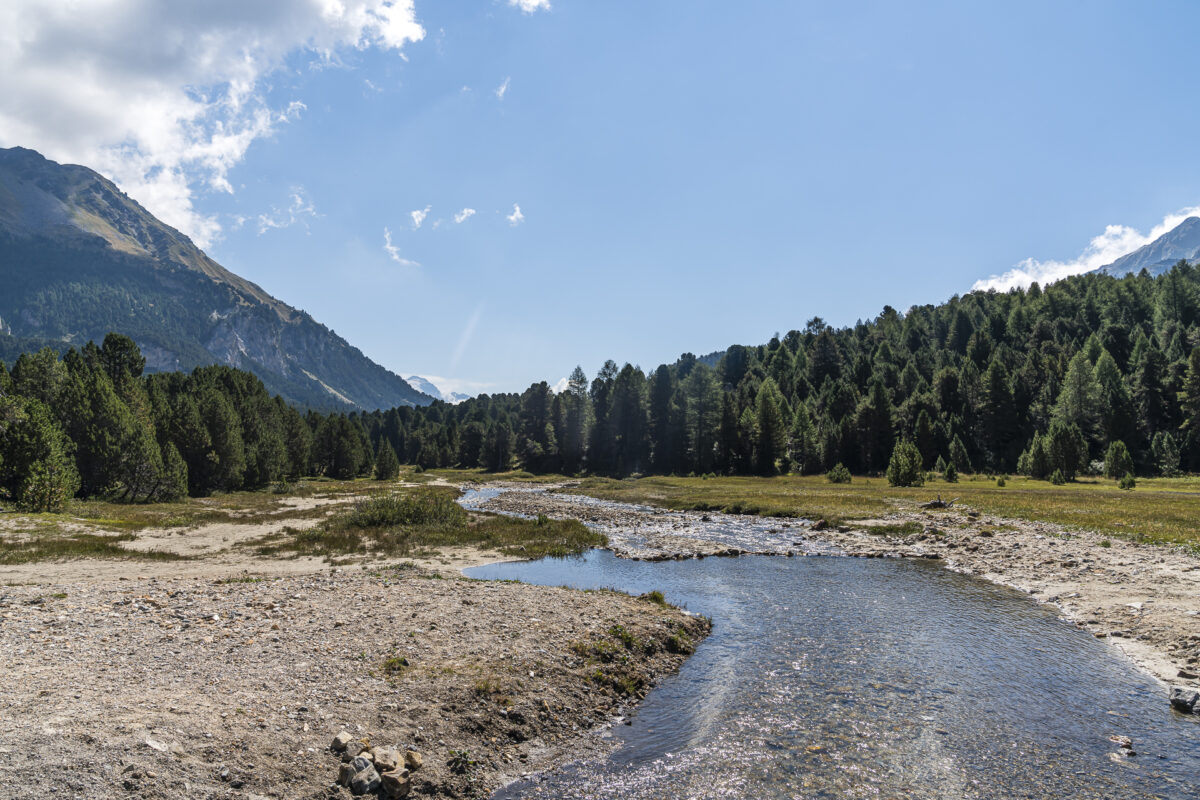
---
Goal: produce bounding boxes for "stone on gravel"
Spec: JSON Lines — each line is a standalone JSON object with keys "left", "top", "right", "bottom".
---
{"left": 404, "top": 750, "right": 423, "bottom": 771}
{"left": 331, "top": 731, "right": 354, "bottom": 752}
{"left": 373, "top": 747, "right": 400, "bottom": 772}
{"left": 348, "top": 756, "right": 381, "bottom": 795}
{"left": 380, "top": 768, "right": 411, "bottom": 798}
{"left": 1169, "top": 685, "right": 1199, "bottom": 713}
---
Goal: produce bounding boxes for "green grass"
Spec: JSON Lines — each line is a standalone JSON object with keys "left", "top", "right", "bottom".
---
{"left": 6, "top": 478, "right": 376, "bottom": 533}
{"left": 0, "top": 531, "right": 187, "bottom": 564}
{"left": 426, "top": 467, "right": 573, "bottom": 484}
{"left": 565, "top": 473, "right": 1200, "bottom": 548}
{"left": 253, "top": 485, "right": 606, "bottom": 561}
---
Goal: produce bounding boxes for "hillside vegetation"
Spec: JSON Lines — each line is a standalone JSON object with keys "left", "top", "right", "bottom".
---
{"left": 358, "top": 264, "right": 1200, "bottom": 481}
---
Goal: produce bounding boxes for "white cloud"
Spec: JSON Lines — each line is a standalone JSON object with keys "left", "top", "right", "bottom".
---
{"left": 257, "top": 188, "right": 318, "bottom": 235}
{"left": 973, "top": 206, "right": 1200, "bottom": 292}
{"left": 506, "top": 203, "right": 525, "bottom": 226}
{"left": 495, "top": 76, "right": 511, "bottom": 101}
{"left": 383, "top": 226, "right": 419, "bottom": 267}
{"left": 454, "top": 208, "right": 476, "bottom": 224}
{"left": 0, "top": 1, "right": 424, "bottom": 249}
{"left": 551, "top": 377, "right": 569, "bottom": 393}
{"left": 508, "top": 0, "right": 552, "bottom": 13}
{"left": 410, "top": 205, "right": 431, "bottom": 229}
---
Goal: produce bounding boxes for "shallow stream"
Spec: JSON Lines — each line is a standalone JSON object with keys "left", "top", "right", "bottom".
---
{"left": 462, "top": 490, "right": 1200, "bottom": 799}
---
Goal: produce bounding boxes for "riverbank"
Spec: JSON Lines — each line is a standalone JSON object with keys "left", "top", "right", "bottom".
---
{"left": 471, "top": 482, "right": 1200, "bottom": 694}
{"left": 0, "top": 482, "right": 710, "bottom": 799}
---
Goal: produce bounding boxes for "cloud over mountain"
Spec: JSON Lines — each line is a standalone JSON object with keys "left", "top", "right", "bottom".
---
{"left": 0, "top": 1, "right": 424, "bottom": 248}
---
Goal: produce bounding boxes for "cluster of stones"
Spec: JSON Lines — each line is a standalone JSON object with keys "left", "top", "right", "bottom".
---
{"left": 331, "top": 731, "right": 422, "bottom": 798}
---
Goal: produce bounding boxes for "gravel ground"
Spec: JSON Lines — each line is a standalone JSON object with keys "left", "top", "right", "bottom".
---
{"left": 0, "top": 565, "right": 708, "bottom": 799}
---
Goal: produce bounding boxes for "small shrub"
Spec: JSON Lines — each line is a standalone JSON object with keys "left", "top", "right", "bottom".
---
{"left": 943, "top": 463, "right": 958, "bottom": 483}
{"left": 1118, "top": 473, "right": 1136, "bottom": 490}
{"left": 996, "top": 476, "right": 1007, "bottom": 487}
{"left": 639, "top": 590, "right": 668, "bottom": 606}
{"left": 343, "top": 489, "right": 466, "bottom": 529}
{"left": 447, "top": 749, "right": 475, "bottom": 775}
{"left": 826, "top": 463, "right": 852, "bottom": 484}
{"left": 1099, "top": 539, "right": 1112, "bottom": 548}
{"left": 1050, "top": 468, "right": 1067, "bottom": 485}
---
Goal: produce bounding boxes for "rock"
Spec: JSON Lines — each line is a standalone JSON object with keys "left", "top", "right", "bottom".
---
{"left": 331, "top": 730, "right": 354, "bottom": 752}
{"left": 1169, "top": 685, "right": 1200, "bottom": 713}
{"left": 380, "top": 768, "right": 411, "bottom": 798}
{"left": 404, "top": 750, "right": 423, "bottom": 771}
{"left": 349, "top": 756, "right": 381, "bottom": 795}
{"left": 337, "top": 763, "right": 357, "bottom": 786}
{"left": 812, "top": 520, "right": 829, "bottom": 531}
{"left": 373, "top": 747, "right": 401, "bottom": 773}
{"left": 341, "top": 740, "right": 365, "bottom": 760}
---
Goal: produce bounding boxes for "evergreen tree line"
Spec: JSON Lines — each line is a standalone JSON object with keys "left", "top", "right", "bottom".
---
{"left": 0, "top": 333, "right": 349, "bottom": 511}
{"left": 363, "top": 263, "right": 1200, "bottom": 481}
{"left": 4, "top": 264, "right": 1200, "bottom": 511}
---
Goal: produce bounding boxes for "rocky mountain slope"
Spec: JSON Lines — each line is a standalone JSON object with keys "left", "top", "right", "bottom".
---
{"left": 1095, "top": 216, "right": 1200, "bottom": 277}
{"left": 0, "top": 146, "right": 431, "bottom": 410}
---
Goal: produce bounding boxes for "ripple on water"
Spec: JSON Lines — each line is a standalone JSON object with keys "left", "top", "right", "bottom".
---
{"left": 468, "top": 549, "right": 1200, "bottom": 800}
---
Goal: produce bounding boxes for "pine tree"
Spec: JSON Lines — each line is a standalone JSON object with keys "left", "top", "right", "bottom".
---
{"left": 949, "top": 435, "right": 971, "bottom": 474}
{"left": 0, "top": 398, "right": 80, "bottom": 511}
{"left": 754, "top": 378, "right": 787, "bottom": 474}
{"left": 1103, "top": 440, "right": 1133, "bottom": 480}
{"left": 374, "top": 440, "right": 401, "bottom": 480}
{"left": 886, "top": 440, "right": 924, "bottom": 487}
{"left": 1052, "top": 350, "right": 1100, "bottom": 450}
{"left": 683, "top": 364, "right": 720, "bottom": 474}
{"left": 1181, "top": 348, "right": 1200, "bottom": 463}
{"left": 1046, "top": 419, "right": 1088, "bottom": 481}
{"left": 1093, "top": 351, "right": 1135, "bottom": 458}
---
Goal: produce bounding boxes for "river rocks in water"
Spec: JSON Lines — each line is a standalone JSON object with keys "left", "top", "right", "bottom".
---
{"left": 1169, "top": 685, "right": 1200, "bottom": 713}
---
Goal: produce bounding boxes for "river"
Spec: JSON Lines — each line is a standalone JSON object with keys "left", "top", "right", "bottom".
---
{"left": 461, "top": 490, "right": 1200, "bottom": 799}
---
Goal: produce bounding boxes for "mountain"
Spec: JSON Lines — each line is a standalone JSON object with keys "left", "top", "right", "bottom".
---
{"left": 0, "top": 146, "right": 432, "bottom": 410}
{"left": 1095, "top": 216, "right": 1200, "bottom": 277}
{"left": 405, "top": 375, "right": 471, "bottom": 404}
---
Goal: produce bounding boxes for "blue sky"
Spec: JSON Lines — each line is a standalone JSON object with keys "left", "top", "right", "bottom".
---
{"left": 4, "top": 1, "right": 1200, "bottom": 395}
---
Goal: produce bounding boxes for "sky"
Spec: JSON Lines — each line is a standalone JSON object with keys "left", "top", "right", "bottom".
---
{"left": 3, "top": 1, "right": 1200, "bottom": 396}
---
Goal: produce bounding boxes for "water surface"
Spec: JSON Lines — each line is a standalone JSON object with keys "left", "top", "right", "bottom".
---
{"left": 467, "top": 541, "right": 1199, "bottom": 799}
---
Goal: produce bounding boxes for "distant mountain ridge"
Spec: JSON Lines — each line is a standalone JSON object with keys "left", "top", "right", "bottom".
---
{"left": 1095, "top": 216, "right": 1200, "bottom": 277}
{"left": 405, "top": 375, "right": 472, "bottom": 404}
{"left": 0, "top": 146, "right": 432, "bottom": 410}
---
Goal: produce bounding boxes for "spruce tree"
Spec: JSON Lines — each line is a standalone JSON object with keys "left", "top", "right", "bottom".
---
{"left": 374, "top": 440, "right": 401, "bottom": 480}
